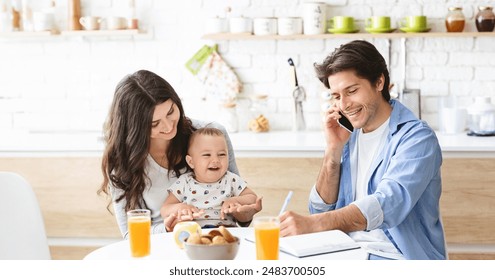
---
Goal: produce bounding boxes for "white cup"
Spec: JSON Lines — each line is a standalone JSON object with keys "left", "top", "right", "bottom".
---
{"left": 439, "top": 107, "right": 467, "bottom": 134}
{"left": 229, "top": 17, "right": 252, "bottom": 33}
{"left": 79, "top": 16, "right": 101, "bottom": 31}
{"left": 32, "top": 12, "right": 55, "bottom": 32}
{"left": 253, "top": 17, "right": 277, "bottom": 35}
{"left": 303, "top": 2, "right": 327, "bottom": 34}
{"left": 205, "top": 17, "right": 228, "bottom": 33}
{"left": 278, "top": 17, "right": 303, "bottom": 35}
{"left": 101, "top": 16, "right": 127, "bottom": 30}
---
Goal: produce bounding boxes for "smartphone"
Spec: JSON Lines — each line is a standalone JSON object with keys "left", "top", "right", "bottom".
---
{"left": 338, "top": 112, "right": 354, "bottom": 133}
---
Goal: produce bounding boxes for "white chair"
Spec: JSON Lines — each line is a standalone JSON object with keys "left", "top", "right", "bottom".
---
{"left": 0, "top": 171, "right": 51, "bottom": 260}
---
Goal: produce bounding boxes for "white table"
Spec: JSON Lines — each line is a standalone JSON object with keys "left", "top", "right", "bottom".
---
{"left": 84, "top": 228, "right": 368, "bottom": 260}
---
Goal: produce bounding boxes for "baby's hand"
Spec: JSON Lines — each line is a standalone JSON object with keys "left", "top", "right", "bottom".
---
{"left": 175, "top": 203, "right": 204, "bottom": 221}
{"left": 229, "top": 196, "right": 263, "bottom": 222}
{"left": 220, "top": 198, "right": 242, "bottom": 219}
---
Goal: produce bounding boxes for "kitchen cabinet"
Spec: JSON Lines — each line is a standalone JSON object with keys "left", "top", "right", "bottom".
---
{"left": 1, "top": 131, "right": 494, "bottom": 259}
{"left": 0, "top": 154, "right": 493, "bottom": 259}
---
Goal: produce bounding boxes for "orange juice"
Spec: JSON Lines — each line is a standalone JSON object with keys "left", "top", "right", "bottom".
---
{"left": 254, "top": 217, "right": 280, "bottom": 260}
{"left": 127, "top": 210, "right": 151, "bottom": 257}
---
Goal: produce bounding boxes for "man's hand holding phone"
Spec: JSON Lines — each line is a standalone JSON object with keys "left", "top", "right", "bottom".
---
{"left": 337, "top": 111, "right": 354, "bottom": 133}
{"left": 322, "top": 106, "right": 353, "bottom": 150}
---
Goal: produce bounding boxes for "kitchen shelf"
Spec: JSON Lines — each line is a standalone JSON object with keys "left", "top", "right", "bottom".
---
{"left": 0, "top": 30, "right": 59, "bottom": 38}
{"left": 0, "top": 29, "right": 149, "bottom": 40}
{"left": 60, "top": 29, "right": 143, "bottom": 37}
{"left": 202, "top": 31, "right": 495, "bottom": 40}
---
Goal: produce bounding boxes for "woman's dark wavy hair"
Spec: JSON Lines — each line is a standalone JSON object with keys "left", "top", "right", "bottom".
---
{"left": 314, "top": 40, "right": 391, "bottom": 101}
{"left": 98, "top": 70, "right": 194, "bottom": 212}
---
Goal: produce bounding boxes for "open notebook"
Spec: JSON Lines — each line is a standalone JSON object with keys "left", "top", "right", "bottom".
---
{"left": 246, "top": 230, "right": 361, "bottom": 258}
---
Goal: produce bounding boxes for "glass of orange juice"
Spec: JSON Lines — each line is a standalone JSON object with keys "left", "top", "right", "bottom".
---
{"left": 127, "top": 209, "right": 151, "bottom": 258}
{"left": 254, "top": 216, "right": 280, "bottom": 260}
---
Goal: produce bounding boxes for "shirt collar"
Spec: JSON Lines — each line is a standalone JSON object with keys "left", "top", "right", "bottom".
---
{"left": 388, "top": 99, "right": 418, "bottom": 135}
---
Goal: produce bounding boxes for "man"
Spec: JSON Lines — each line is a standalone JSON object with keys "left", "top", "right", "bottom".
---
{"left": 279, "top": 40, "right": 446, "bottom": 260}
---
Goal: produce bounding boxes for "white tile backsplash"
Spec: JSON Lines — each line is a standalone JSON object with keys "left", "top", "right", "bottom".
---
{"left": 0, "top": 1, "right": 495, "bottom": 134}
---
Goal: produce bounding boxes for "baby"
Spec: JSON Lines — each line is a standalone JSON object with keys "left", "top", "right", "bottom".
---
{"left": 161, "top": 127, "right": 260, "bottom": 228}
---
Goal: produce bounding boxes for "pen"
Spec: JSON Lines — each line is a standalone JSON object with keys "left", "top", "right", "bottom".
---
{"left": 279, "top": 191, "right": 293, "bottom": 216}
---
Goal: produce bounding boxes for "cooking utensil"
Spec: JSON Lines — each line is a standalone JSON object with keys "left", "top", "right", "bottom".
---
{"left": 288, "top": 58, "right": 306, "bottom": 131}
{"left": 288, "top": 58, "right": 298, "bottom": 87}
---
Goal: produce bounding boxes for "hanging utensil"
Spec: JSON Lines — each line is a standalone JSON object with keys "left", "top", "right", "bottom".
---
{"left": 288, "top": 58, "right": 298, "bottom": 87}
{"left": 288, "top": 58, "right": 306, "bottom": 131}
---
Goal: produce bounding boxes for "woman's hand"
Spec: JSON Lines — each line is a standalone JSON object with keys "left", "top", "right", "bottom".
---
{"left": 164, "top": 213, "right": 178, "bottom": 232}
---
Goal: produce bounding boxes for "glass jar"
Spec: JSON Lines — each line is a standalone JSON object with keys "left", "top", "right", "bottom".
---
{"left": 475, "top": 6, "right": 495, "bottom": 32}
{"left": 248, "top": 94, "right": 270, "bottom": 132}
{"left": 219, "top": 102, "right": 238, "bottom": 133}
{"left": 445, "top": 7, "right": 465, "bottom": 32}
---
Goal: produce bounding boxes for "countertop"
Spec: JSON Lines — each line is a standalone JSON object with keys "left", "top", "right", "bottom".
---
{"left": 1, "top": 130, "right": 495, "bottom": 158}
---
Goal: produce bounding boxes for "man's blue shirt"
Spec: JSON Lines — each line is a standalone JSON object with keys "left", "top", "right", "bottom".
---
{"left": 309, "top": 99, "right": 446, "bottom": 260}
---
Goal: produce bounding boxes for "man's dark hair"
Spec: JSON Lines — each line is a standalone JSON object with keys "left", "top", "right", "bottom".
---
{"left": 314, "top": 40, "right": 391, "bottom": 101}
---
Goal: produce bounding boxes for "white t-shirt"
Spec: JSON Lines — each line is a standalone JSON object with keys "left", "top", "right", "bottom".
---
{"left": 111, "top": 154, "right": 180, "bottom": 238}
{"left": 168, "top": 171, "right": 247, "bottom": 227}
{"left": 349, "top": 119, "right": 405, "bottom": 260}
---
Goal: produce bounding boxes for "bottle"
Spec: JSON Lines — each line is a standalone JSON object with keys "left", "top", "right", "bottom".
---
{"left": 11, "top": 0, "right": 21, "bottom": 31}
{"left": 0, "top": 1, "right": 12, "bottom": 32}
{"left": 68, "top": 0, "right": 82, "bottom": 30}
{"left": 475, "top": 6, "right": 495, "bottom": 32}
{"left": 126, "top": 0, "right": 138, "bottom": 29}
{"left": 21, "top": 0, "right": 33, "bottom": 31}
{"left": 44, "top": 0, "right": 56, "bottom": 32}
{"left": 445, "top": 7, "right": 465, "bottom": 32}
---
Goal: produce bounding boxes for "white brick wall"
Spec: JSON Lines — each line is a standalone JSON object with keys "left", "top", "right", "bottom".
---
{"left": 1, "top": 0, "right": 494, "bottom": 134}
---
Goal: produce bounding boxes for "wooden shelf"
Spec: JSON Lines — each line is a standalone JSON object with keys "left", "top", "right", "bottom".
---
{"left": 60, "top": 29, "right": 142, "bottom": 36}
{"left": 202, "top": 31, "right": 495, "bottom": 40}
{"left": 0, "top": 30, "right": 59, "bottom": 38}
{"left": 0, "top": 29, "right": 148, "bottom": 40}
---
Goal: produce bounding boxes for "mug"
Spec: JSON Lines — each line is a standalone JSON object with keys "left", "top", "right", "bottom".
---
{"left": 277, "top": 17, "right": 303, "bottom": 35}
{"left": 205, "top": 17, "right": 228, "bottom": 33}
{"left": 440, "top": 107, "right": 467, "bottom": 134}
{"left": 365, "top": 16, "right": 391, "bottom": 29}
{"left": 253, "top": 17, "right": 277, "bottom": 35}
{"left": 32, "top": 12, "right": 55, "bottom": 32}
{"left": 328, "top": 16, "right": 355, "bottom": 30}
{"left": 229, "top": 17, "right": 252, "bottom": 33}
{"left": 303, "top": 2, "right": 326, "bottom": 34}
{"left": 101, "top": 16, "right": 127, "bottom": 30}
{"left": 79, "top": 16, "right": 101, "bottom": 31}
{"left": 400, "top": 15, "right": 427, "bottom": 29}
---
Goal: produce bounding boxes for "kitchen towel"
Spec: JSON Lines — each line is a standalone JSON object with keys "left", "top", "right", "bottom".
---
{"left": 186, "top": 45, "right": 242, "bottom": 101}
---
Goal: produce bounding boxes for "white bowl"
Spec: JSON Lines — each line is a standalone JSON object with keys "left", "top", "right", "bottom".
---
{"left": 184, "top": 237, "right": 240, "bottom": 260}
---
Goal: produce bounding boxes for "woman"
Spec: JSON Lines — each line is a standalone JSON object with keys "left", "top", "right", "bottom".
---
{"left": 98, "top": 70, "right": 261, "bottom": 238}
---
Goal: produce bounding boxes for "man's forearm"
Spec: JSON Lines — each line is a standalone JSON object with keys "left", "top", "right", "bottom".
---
{"left": 315, "top": 148, "right": 342, "bottom": 204}
{"left": 313, "top": 204, "right": 367, "bottom": 233}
